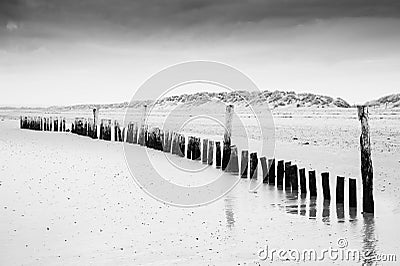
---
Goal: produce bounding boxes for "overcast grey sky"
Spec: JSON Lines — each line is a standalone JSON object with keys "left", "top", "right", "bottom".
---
{"left": 1, "top": 0, "right": 400, "bottom": 106}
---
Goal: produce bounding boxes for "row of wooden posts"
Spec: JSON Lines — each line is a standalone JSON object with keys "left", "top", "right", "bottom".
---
{"left": 20, "top": 116, "right": 66, "bottom": 132}
{"left": 19, "top": 105, "right": 374, "bottom": 214}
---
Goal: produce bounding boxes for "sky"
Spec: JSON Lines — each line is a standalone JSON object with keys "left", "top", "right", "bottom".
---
{"left": 1, "top": 0, "right": 400, "bottom": 106}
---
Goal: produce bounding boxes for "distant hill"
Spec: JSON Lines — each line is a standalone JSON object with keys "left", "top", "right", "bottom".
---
{"left": 45, "top": 90, "right": 351, "bottom": 111}
{"left": 154, "top": 90, "right": 351, "bottom": 109}
{"left": 365, "top": 93, "right": 400, "bottom": 108}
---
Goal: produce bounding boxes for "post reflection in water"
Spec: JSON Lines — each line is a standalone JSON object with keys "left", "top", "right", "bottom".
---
{"left": 322, "top": 200, "right": 330, "bottom": 224}
{"left": 309, "top": 197, "right": 317, "bottom": 219}
{"left": 362, "top": 214, "right": 377, "bottom": 265}
{"left": 224, "top": 195, "right": 236, "bottom": 228}
{"left": 336, "top": 204, "right": 345, "bottom": 223}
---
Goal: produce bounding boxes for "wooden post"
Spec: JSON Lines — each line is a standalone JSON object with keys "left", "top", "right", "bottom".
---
{"left": 193, "top": 137, "right": 201, "bottom": 160}
{"left": 178, "top": 134, "right": 185, "bottom": 157}
{"left": 93, "top": 107, "right": 98, "bottom": 139}
{"left": 268, "top": 159, "right": 275, "bottom": 184}
{"left": 290, "top": 165, "right": 299, "bottom": 191}
{"left": 260, "top": 157, "right": 268, "bottom": 183}
{"left": 202, "top": 139, "right": 208, "bottom": 164}
{"left": 336, "top": 176, "right": 345, "bottom": 204}
{"left": 208, "top": 140, "right": 214, "bottom": 165}
{"left": 222, "top": 105, "right": 233, "bottom": 171}
{"left": 277, "top": 160, "right": 284, "bottom": 188}
{"left": 284, "top": 162, "right": 291, "bottom": 189}
{"left": 216, "top": 141, "right": 221, "bottom": 169}
{"left": 349, "top": 178, "right": 357, "bottom": 208}
{"left": 357, "top": 105, "right": 374, "bottom": 214}
{"left": 250, "top": 152, "right": 258, "bottom": 179}
{"left": 321, "top": 172, "right": 331, "bottom": 201}
{"left": 226, "top": 145, "right": 239, "bottom": 174}
{"left": 299, "top": 168, "right": 307, "bottom": 194}
{"left": 240, "top": 150, "right": 248, "bottom": 178}
{"left": 309, "top": 170, "right": 317, "bottom": 197}
{"left": 187, "top": 136, "right": 193, "bottom": 159}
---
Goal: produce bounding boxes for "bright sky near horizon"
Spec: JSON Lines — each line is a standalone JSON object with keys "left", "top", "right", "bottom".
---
{"left": 1, "top": 0, "right": 399, "bottom": 107}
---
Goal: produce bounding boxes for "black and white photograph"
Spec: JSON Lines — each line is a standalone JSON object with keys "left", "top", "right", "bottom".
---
{"left": 1, "top": 0, "right": 400, "bottom": 265}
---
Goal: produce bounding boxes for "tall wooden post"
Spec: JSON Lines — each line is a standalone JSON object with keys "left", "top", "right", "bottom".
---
{"left": 93, "top": 107, "right": 98, "bottom": 139}
{"left": 357, "top": 105, "right": 374, "bottom": 214}
{"left": 222, "top": 105, "right": 233, "bottom": 171}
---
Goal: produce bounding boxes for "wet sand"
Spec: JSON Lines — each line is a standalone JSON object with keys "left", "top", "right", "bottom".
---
{"left": 1, "top": 112, "right": 399, "bottom": 265}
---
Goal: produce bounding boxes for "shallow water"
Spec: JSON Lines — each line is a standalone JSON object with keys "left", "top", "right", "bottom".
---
{"left": 1, "top": 119, "right": 399, "bottom": 265}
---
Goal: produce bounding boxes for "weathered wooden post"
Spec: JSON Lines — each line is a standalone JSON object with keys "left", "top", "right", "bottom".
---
{"left": 226, "top": 145, "right": 239, "bottom": 174}
{"left": 321, "top": 172, "right": 331, "bottom": 201}
{"left": 290, "top": 165, "right": 299, "bottom": 192}
{"left": 208, "top": 140, "right": 214, "bottom": 165}
{"left": 250, "top": 152, "right": 258, "bottom": 179}
{"left": 336, "top": 176, "right": 345, "bottom": 204}
{"left": 133, "top": 123, "right": 138, "bottom": 144}
{"left": 240, "top": 150, "right": 249, "bottom": 178}
{"left": 260, "top": 157, "right": 268, "bottom": 183}
{"left": 357, "top": 105, "right": 374, "bottom": 214}
{"left": 192, "top": 137, "right": 201, "bottom": 160}
{"left": 178, "top": 134, "right": 185, "bottom": 157}
{"left": 309, "top": 170, "right": 317, "bottom": 197}
{"left": 299, "top": 168, "right": 307, "bottom": 194}
{"left": 202, "top": 139, "right": 208, "bottom": 164}
{"left": 93, "top": 107, "right": 98, "bottom": 139}
{"left": 349, "top": 178, "right": 357, "bottom": 208}
{"left": 216, "top": 141, "right": 221, "bottom": 169}
{"left": 277, "top": 160, "right": 284, "bottom": 188}
{"left": 187, "top": 136, "right": 193, "bottom": 159}
{"left": 222, "top": 105, "right": 233, "bottom": 171}
{"left": 268, "top": 159, "right": 275, "bottom": 184}
{"left": 284, "top": 161, "right": 291, "bottom": 189}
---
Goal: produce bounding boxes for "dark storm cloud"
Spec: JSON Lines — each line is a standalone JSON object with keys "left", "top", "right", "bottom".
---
{"left": 2, "top": 0, "right": 400, "bottom": 32}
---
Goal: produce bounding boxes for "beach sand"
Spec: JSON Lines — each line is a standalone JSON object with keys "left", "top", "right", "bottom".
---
{"left": 1, "top": 107, "right": 400, "bottom": 265}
